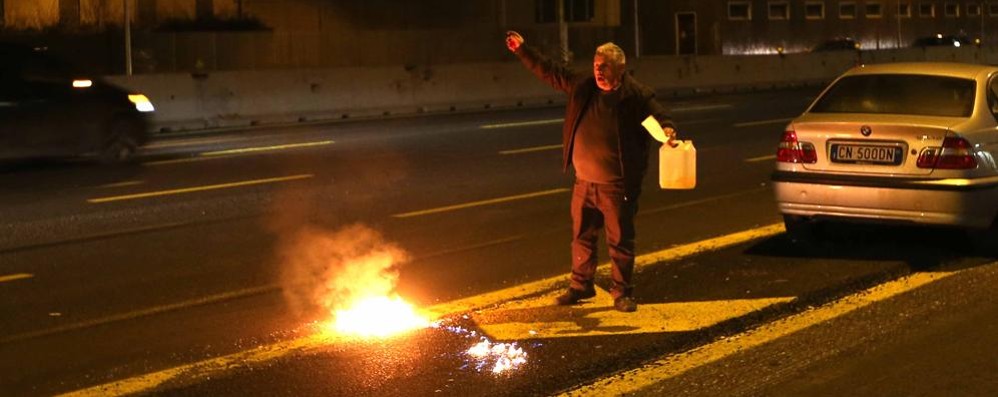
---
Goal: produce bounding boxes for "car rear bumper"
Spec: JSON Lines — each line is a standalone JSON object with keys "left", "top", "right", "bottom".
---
{"left": 772, "top": 171, "right": 998, "bottom": 228}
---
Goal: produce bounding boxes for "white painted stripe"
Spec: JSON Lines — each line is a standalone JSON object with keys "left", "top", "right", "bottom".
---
{"left": 499, "top": 144, "right": 563, "bottom": 155}
{"left": 392, "top": 188, "right": 570, "bottom": 218}
{"left": 87, "top": 174, "right": 313, "bottom": 203}
{"left": 745, "top": 154, "right": 777, "bottom": 163}
{"left": 96, "top": 180, "right": 145, "bottom": 189}
{"left": 672, "top": 104, "right": 733, "bottom": 112}
{"left": 0, "top": 273, "right": 33, "bottom": 283}
{"left": 479, "top": 118, "right": 564, "bottom": 129}
{"left": 734, "top": 118, "right": 794, "bottom": 128}
{"left": 145, "top": 141, "right": 334, "bottom": 166}
{"left": 561, "top": 270, "right": 963, "bottom": 396}
{"left": 201, "top": 140, "right": 334, "bottom": 156}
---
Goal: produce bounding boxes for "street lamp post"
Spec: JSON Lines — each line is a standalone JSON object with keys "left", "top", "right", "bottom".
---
{"left": 558, "top": 0, "right": 570, "bottom": 63}
{"left": 124, "top": 0, "right": 133, "bottom": 76}
{"left": 897, "top": 0, "right": 903, "bottom": 48}
{"left": 633, "top": 0, "right": 640, "bottom": 58}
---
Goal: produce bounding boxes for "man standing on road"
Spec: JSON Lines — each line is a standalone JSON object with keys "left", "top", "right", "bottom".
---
{"left": 505, "top": 31, "right": 677, "bottom": 312}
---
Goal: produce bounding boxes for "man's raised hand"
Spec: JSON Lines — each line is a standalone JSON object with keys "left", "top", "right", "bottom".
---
{"left": 506, "top": 31, "right": 524, "bottom": 52}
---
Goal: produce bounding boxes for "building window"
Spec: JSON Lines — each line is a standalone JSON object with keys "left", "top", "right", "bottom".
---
{"left": 898, "top": 2, "right": 912, "bottom": 17}
{"left": 990, "top": 3, "right": 998, "bottom": 16}
{"left": 840, "top": 2, "right": 857, "bottom": 19}
{"left": 919, "top": 2, "right": 935, "bottom": 17}
{"left": 59, "top": 0, "right": 81, "bottom": 26}
{"left": 137, "top": 0, "right": 157, "bottom": 26}
{"left": 944, "top": 2, "right": 959, "bottom": 17}
{"left": 805, "top": 1, "right": 825, "bottom": 19}
{"left": 866, "top": 2, "right": 883, "bottom": 18}
{"left": 535, "top": 0, "right": 595, "bottom": 23}
{"left": 968, "top": 3, "right": 981, "bottom": 16}
{"left": 728, "top": 1, "right": 752, "bottom": 20}
{"left": 536, "top": 0, "right": 556, "bottom": 22}
{"left": 769, "top": 1, "right": 790, "bottom": 20}
{"left": 565, "top": 0, "right": 595, "bottom": 22}
{"left": 196, "top": 0, "right": 213, "bottom": 20}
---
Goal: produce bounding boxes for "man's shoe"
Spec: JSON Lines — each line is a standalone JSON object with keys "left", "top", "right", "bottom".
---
{"left": 614, "top": 296, "right": 637, "bottom": 312}
{"left": 554, "top": 287, "right": 596, "bottom": 305}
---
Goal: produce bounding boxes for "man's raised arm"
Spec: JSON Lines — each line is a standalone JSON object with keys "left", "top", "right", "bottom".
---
{"left": 506, "top": 31, "right": 579, "bottom": 94}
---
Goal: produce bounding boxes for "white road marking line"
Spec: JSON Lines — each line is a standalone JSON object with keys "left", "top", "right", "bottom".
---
{"left": 499, "top": 144, "right": 563, "bottom": 155}
{"left": 200, "top": 140, "right": 334, "bottom": 156}
{"left": 745, "top": 154, "right": 777, "bottom": 163}
{"left": 480, "top": 118, "right": 563, "bottom": 129}
{"left": 0, "top": 273, "right": 33, "bottom": 283}
{"left": 734, "top": 118, "right": 793, "bottom": 128}
{"left": 96, "top": 181, "right": 145, "bottom": 189}
{"left": 145, "top": 141, "right": 334, "bottom": 166}
{"left": 672, "top": 104, "right": 733, "bottom": 112}
{"left": 392, "top": 188, "right": 570, "bottom": 218}
{"left": 87, "top": 174, "right": 313, "bottom": 204}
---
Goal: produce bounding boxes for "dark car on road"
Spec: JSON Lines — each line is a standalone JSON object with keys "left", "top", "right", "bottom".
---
{"left": 0, "top": 44, "right": 154, "bottom": 163}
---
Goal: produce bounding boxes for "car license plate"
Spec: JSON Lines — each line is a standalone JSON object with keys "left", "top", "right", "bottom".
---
{"left": 830, "top": 144, "right": 904, "bottom": 165}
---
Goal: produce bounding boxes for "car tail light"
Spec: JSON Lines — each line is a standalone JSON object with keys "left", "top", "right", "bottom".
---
{"left": 776, "top": 129, "right": 817, "bottom": 164}
{"left": 916, "top": 136, "right": 977, "bottom": 169}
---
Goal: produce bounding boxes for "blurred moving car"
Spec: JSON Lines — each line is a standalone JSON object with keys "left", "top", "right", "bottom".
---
{"left": 772, "top": 62, "right": 998, "bottom": 240}
{"left": 912, "top": 34, "right": 974, "bottom": 48}
{"left": 0, "top": 43, "right": 154, "bottom": 163}
{"left": 811, "top": 38, "right": 860, "bottom": 52}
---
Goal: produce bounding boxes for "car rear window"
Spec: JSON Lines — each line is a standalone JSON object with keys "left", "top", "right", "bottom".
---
{"left": 810, "top": 74, "right": 976, "bottom": 117}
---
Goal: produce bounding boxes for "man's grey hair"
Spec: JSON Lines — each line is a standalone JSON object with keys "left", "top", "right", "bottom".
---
{"left": 595, "top": 42, "right": 626, "bottom": 66}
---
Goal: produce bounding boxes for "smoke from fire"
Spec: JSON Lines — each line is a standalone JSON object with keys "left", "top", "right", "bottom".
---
{"left": 278, "top": 224, "right": 408, "bottom": 319}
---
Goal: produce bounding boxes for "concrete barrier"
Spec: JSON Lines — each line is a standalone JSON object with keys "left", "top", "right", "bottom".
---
{"left": 103, "top": 46, "right": 996, "bottom": 134}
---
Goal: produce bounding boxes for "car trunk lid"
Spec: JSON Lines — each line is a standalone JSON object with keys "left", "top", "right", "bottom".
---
{"left": 791, "top": 114, "right": 963, "bottom": 176}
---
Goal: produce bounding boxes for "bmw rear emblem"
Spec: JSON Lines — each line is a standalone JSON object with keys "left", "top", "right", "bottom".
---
{"left": 860, "top": 125, "right": 872, "bottom": 136}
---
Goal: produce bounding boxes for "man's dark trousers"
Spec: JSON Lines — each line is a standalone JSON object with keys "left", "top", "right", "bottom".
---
{"left": 569, "top": 179, "right": 640, "bottom": 299}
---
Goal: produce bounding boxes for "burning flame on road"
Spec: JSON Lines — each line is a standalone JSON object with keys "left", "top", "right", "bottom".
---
{"left": 280, "top": 224, "right": 431, "bottom": 339}
{"left": 328, "top": 295, "right": 430, "bottom": 338}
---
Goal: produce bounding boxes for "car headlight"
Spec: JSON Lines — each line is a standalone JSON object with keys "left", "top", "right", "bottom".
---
{"left": 128, "top": 94, "right": 155, "bottom": 113}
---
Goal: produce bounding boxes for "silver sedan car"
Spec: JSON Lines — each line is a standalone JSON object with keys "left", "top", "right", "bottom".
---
{"left": 772, "top": 62, "right": 998, "bottom": 239}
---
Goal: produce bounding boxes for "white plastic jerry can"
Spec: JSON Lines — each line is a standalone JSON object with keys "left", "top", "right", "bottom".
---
{"left": 659, "top": 140, "right": 696, "bottom": 189}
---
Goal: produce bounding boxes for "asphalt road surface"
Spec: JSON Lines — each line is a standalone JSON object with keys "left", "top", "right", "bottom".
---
{"left": 2, "top": 87, "right": 997, "bottom": 396}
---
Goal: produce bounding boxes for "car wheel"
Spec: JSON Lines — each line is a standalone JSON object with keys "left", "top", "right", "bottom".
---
{"left": 98, "top": 119, "right": 140, "bottom": 164}
{"left": 783, "top": 214, "right": 821, "bottom": 244}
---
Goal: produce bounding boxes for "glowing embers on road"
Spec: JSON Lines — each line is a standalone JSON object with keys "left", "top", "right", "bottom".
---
{"left": 433, "top": 320, "right": 532, "bottom": 375}
{"left": 466, "top": 339, "right": 528, "bottom": 374}
{"left": 328, "top": 295, "right": 430, "bottom": 338}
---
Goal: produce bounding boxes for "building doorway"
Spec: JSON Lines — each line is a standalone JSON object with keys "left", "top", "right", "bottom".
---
{"left": 676, "top": 12, "right": 697, "bottom": 55}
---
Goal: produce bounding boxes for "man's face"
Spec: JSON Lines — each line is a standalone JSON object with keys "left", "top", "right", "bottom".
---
{"left": 593, "top": 54, "right": 622, "bottom": 91}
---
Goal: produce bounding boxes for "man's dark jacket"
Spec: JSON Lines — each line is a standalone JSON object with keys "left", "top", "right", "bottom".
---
{"left": 514, "top": 44, "right": 675, "bottom": 191}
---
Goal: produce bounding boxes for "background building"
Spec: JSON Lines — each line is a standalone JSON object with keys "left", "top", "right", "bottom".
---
{"left": 2, "top": 0, "right": 997, "bottom": 73}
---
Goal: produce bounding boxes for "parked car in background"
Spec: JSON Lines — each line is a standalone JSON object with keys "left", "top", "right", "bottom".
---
{"left": 811, "top": 38, "right": 860, "bottom": 52}
{"left": 772, "top": 62, "right": 998, "bottom": 241}
{"left": 912, "top": 34, "right": 975, "bottom": 48}
{"left": 0, "top": 43, "right": 154, "bottom": 163}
